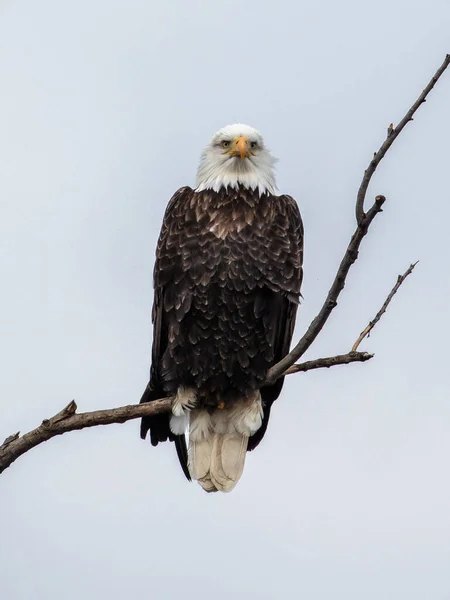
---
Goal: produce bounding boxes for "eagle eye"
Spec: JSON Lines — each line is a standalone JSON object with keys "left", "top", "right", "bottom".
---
{"left": 221, "top": 140, "right": 230, "bottom": 149}
{"left": 250, "top": 141, "right": 258, "bottom": 149}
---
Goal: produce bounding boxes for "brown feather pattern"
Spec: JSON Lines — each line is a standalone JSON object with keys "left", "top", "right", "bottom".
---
{"left": 140, "top": 185, "right": 304, "bottom": 472}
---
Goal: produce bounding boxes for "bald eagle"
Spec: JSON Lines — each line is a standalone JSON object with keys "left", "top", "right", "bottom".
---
{"left": 140, "top": 124, "right": 304, "bottom": 492}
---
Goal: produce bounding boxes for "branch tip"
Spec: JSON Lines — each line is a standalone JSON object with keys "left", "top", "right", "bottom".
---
{"left": 42, "top": 400, "right": 78, "bottom": 428}
{"left": 66, "top": 400, "right": 78, "bottom": 414}
{"left": 355, "top": 53, "right": 450, "bottom": 222}
{"left": 2, "top": 432, "right": 20, "bottom": 447}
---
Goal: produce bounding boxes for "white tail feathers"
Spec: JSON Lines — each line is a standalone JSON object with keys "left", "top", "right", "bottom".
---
{"left": 210, "top": 433, "right": 248, "bottom": 492}
{"left": 188, "top": 392, "right": 263, "bottom": 493}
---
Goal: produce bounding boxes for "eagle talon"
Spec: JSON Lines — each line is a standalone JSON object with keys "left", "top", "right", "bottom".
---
{"left": 217, "top": 401, "right": 225, "bottom": 409}
{"left": 173, "top": 387, "right": 197, "bottom": 416}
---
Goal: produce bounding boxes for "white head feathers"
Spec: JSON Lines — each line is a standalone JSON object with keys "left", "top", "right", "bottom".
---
{"left": 195, "top": 124, "right": 277, "bottom": 196}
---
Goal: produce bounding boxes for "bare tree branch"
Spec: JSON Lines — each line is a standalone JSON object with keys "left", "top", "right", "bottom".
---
{"left": 352, "top": 262, "right": 418, "bottom": 352}
{"left": 0, "top": 350, "right": 374, "bottom": 475}
{"left": 0, "top": 56, "right": 448, "bottom": 478}
{"left": 0, "top": 398, "right": 174, "bottom": 475}
{"left": 0, "top": 351, "right": 350, "bottom": 473}
{"left": 267, "top": 54, "right": 450, "bottom": 384}
{"left": 0, "top": 257, "right": 426, "bottom": 476}
{"left": 355, "top": 54, "right": 450, "bottom": 224}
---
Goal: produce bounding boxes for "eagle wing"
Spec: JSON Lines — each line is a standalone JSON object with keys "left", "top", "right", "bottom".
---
{"left": 140, "top": 187, "right": 193, "bottom": 479}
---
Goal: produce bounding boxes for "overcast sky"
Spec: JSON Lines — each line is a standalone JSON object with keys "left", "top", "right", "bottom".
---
{"left": 1, "top": 1, "right": 450, "bottom": 598}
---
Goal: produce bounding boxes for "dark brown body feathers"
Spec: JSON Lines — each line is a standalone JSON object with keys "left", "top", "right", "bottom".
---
{"left": 140, "top": 185, "right": 303, "bottom": 477}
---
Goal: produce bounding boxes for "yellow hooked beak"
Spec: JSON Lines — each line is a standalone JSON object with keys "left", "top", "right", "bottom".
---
{"left": 228, "top": 136, "right": 250, "bottom": 159}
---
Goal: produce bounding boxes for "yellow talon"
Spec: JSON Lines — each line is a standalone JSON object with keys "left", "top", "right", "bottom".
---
{"left": 217, "top": 401, "right": 225, "bottom": 409}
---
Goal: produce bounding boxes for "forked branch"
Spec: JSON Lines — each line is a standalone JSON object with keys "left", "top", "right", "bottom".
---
{"left": 0, "top": 260, "right": 421, "bottom": 475}
{"left": 0, "top": 352, "right": 368, "bottom": 475}
{"left": 1, "top": 55, "right": 448, "bottom": 477}
{"left": 267, "top": 53, "right": 450, "bottom": 383}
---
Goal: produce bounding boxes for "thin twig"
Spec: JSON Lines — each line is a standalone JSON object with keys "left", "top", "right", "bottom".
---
{"left": 355, "top": 54, "right": 450, "bottom": 224}
{"left": 285, "top": 351, "right": 374, "bottom": 375}
{"left": 352, "top": 262, "right": 418, "bottom": 352}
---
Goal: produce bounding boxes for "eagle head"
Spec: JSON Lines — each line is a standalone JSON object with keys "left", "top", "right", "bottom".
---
{"left": 196, "top": 124, "right": 277, "bottom": 196}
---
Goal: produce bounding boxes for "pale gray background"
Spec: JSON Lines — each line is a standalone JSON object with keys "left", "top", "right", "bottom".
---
{"left": 1, "top": 1, "right": 449, "bottom": 598}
